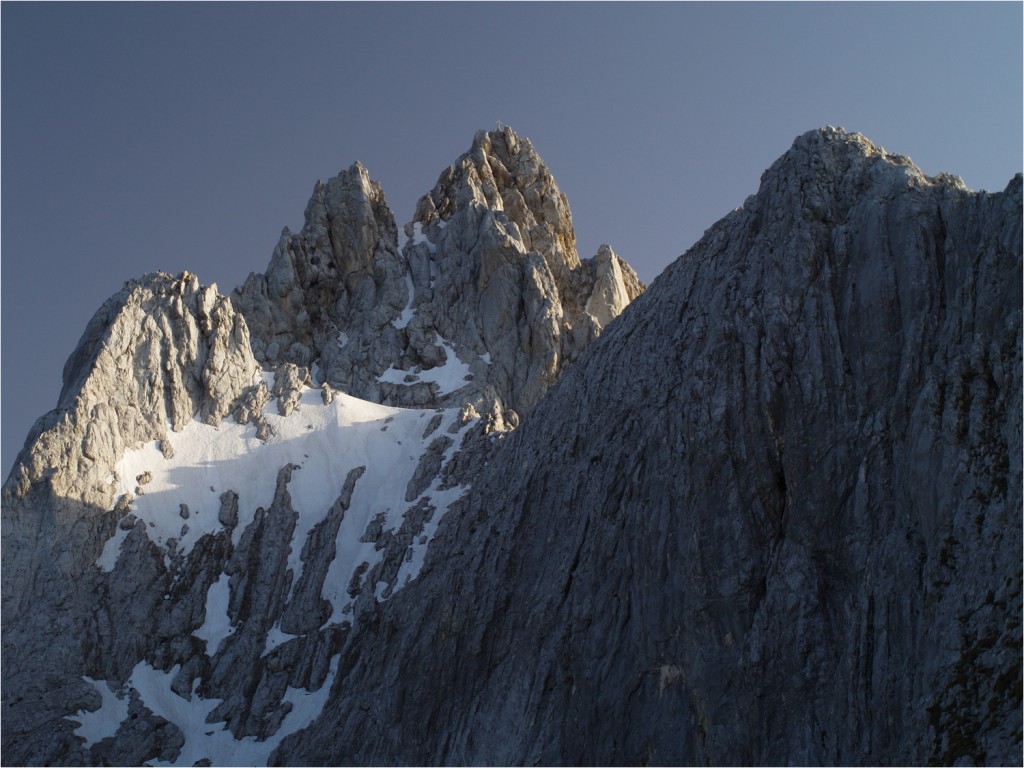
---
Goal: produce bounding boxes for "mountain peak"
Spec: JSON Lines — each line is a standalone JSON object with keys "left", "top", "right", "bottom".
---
{"left": 5, "top": 268, "right": 260, "bottom": 514}
{"left": 1, "top": 126, "right": 647, "bottom": 764}
{"left": 763, "top": 125, "right": 972, "bottom": 195}
{"left": 235, "top": 128, "right": 642, "bottom": 420}
{"left": 281, "top": 129, "right": 1022, "bottom": 767}
{"left": 414, "top": 126, "right": 579, "bottom": 272}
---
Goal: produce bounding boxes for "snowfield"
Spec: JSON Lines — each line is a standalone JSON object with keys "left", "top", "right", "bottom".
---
{"left": 76, "top": 379, "right": 474, "bottom": 764}
{"left": 72, "top": 657, "right": 339, "bottom": 766}
{"left": 103, "top": 381, "right": 469, "bottom": 602}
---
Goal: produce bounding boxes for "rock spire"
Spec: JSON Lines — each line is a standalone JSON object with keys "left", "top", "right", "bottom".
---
{"left": 233, "top": 126, "right": 643, "bottom": 423}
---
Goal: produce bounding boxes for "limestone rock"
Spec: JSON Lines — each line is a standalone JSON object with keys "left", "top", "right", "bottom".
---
{"left": 234, "top": 378, "right": 270, "bottom": 433}
{"left": 218, "top": 490, "right": 239, "bottom": 529}
{"left": 234, "top": 127, "right": 644, "bottom": 421}
{"left": 403, "top": 127, "right": 646, "bottom": 416}
{"left": 6, "top": 272, "right": 260, "bottom": 510}
{"left": 0, "top": 271, "right": 264, "bottom": 765}
{"left": 280, "top": 467, "right": 365, "bottom": 635}
{"left": 205, "top": 464, "right": 301, "bottom": 738}
{"left": 0, "top": 129, "right": 641, "bottom": 767}
{"left": 89, "top": 690, "right": 185, "bottom": 766}
{"left": 271, "top": 363, "right": 310, "bottom": 417}
{"left": 3, "top": 127, "right": 1017, "bottom": 768}
{"left": 276, "top": 129, "right": 1022, "bottom": 766}
{"left": 405, "top": 436, "right": 453, "bottom": 503}
{"left": 232, "top": 162, "right": 410, "bottom": 405}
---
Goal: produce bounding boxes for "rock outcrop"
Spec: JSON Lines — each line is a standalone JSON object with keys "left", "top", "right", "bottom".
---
{"left": 232, "top": 162, "right": 410, "bottom": 398}
{"left": 275, "top": 128, "right": 1023, "bottom": 766}
{"left": 2, "top": 272, "right": 262, "bottom": 764}
{"left": 233, "top": 127, "right": 644, "bottom": 421}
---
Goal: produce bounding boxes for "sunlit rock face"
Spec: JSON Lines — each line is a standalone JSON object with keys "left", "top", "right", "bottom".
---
{"left": 0, "top": 128, "right": 642, "bottom": 766}
{"left": 234, "top": 126, "right": 644, "bottom": 423}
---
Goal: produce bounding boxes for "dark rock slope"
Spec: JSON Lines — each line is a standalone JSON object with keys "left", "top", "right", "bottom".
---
{"left": 278, "top": 128, "right": 1022, "bottom": 765}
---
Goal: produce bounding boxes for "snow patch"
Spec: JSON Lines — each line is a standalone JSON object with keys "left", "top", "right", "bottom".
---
{"left": 263, "top": 623, "right": 295, "bottom": 656}
{"left": 98, "top": 658, "right": 341, "bottom": 767}
{"left": 104, "top": 389, "right": 441, "bottom": 571}
{"left": 410, "top": 221, "right": 436, "bottom": 254}
{"left": 64, "top": 660, "right": 339, "bottom": 766}
{"left": 67, "top": 677, "right": 129, "bottom": 747}
{"left": 193, "top": 573, "right": 234, "bottom": 657}
{"left": 99, "top": 383, "right": 476, "bottom": 626}
{"left": 377, "top": 335, "right": 472, "bottom": 396}
{"left": 392, "top": 272, "right": 416, "bottom": 330}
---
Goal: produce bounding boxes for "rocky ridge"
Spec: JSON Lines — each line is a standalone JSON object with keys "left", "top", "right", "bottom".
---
{"left": 1, "top": 128, "right": 642, "bottom": 766}
{"left": 275, "top": 128, "right": 1022, "bottom": 765}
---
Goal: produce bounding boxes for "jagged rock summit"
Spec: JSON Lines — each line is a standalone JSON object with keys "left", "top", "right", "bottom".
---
{"left": 233, "top": 126, "right": 643, "bottom": 424}
{"left": 2, "top": 127, "right": 1020, "bottom": 767}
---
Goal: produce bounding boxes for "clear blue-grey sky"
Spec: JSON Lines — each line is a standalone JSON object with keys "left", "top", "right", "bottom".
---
{"left": 3, "top": 1, "right": 1021, "bottom": 476}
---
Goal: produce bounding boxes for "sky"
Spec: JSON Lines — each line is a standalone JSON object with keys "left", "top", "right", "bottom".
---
{"left": 2, "top": 1, "right": 1022, "bottom": 477}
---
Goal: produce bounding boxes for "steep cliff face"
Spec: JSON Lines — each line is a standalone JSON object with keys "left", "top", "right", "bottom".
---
{"left": 0, "top": 129, "right": 641, "bottom": 766}
{"left": 277, "top": 129, "right": 1022, "bottom": 766}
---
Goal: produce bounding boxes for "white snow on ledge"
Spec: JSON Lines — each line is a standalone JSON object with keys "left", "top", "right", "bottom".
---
{"left": 68, "top": 658, "right": 339, "bottom": 766}
{"left": 410, "top": 221, "right": 436, "bottom": 254}
{"left": 377, "top": 335, "right": 472, "bottom": 395}
{"left": 193, "top": 573, "right": 233, "bottom": 656}
{"left": 66, "top": 677, "right": 129, "bottom": 747}
{"left": 101, "top": 387, "right": 456, "bottom": 570}
{"left": 392, "top": 271, "right": 416, "bottom": 330}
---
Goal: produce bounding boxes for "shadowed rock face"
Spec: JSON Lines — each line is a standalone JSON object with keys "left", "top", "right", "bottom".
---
{"left": 276, "top": 129, "right": 1022, "bottom": 766}
{"left": 2, "top": 127, "right": 1019, "bottom": 767}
